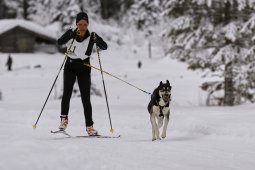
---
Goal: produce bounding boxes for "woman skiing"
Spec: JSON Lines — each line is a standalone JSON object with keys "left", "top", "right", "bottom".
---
{"left": 57, "top": 12, "right": 107, "bottom": 136}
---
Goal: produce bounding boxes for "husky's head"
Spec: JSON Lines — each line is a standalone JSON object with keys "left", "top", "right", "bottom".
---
{"left": 158, "top": 80, "right": 172, "bottom": 102}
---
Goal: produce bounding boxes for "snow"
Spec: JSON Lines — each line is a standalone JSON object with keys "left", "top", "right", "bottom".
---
{"left": 222, "top": 23, "right": 237, "bottom": 42}
{"left": 0, "top": 19, "right": 57, "bottom": 39}
{"left": 0, "top": 15, "right": 255, "bottom": 169}
{"left": 1, "top": 45, "right": 255, "bottom": 170}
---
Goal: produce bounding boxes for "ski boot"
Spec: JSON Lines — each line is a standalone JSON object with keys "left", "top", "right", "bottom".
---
{"left": 86, "top": 126, "right": 98, "bottom": 136}
{"left": 59, "top": 115, "right": 68, "bottom": 131}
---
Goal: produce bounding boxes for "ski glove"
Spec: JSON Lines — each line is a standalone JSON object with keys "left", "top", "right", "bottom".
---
{"left": 57, "top": 29, "right": 77, "bottom": 45}
{"left": 92, "top": 32, "right": 108, "bottom": 50}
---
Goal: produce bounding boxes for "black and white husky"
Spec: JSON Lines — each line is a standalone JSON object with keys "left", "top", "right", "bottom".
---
{"left": 148, "top": 80, "right": 171, "bottom": 141}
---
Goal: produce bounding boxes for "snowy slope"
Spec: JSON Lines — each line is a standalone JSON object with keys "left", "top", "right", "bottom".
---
{"left": 0, "top": 44, "right": 255, "bottom": 170}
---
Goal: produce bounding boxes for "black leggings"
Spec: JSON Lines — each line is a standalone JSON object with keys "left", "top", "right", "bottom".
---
{"left": 61, "top": 58, "right": 93, "bottom": 127}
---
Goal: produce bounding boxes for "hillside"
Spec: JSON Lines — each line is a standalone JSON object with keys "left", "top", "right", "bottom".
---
{"left": 0, "top": 43, "right": 255, "bottom": 169}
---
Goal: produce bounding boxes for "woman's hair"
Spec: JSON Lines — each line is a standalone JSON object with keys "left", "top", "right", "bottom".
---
{"left": 76, "top": 12, "right": 89, "bottom": 24}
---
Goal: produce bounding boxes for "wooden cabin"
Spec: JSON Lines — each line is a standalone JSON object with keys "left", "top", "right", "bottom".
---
{"left": 0, "top": 19, "right": 57, "bottom": 53}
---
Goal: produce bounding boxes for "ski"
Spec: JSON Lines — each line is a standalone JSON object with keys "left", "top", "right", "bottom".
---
{"left": 50, "top": 130, "right": 72, "bottom": 137}
{"left": 51, "top": 130, "right": 120, "bottom": 138}
{"left": 75, "top": 135, "right": 121, "bottom": 138}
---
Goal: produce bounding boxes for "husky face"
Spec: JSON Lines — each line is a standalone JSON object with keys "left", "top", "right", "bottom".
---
{"left": 158, "top": 80, "right": 171, "bottom": 103}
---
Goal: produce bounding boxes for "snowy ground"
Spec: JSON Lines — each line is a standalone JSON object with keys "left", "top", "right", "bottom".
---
{"left": 1, "top": 44, "right": 255, "bottom": 170}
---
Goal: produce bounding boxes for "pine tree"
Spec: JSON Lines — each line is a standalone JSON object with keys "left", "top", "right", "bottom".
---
{"left": 123, "top": 0, "right": 162, "bottom": 30}
{"left": 0, "top": 0, "right": 18, "bottom": 19}
{"left": 162, "top": 0, "right": 255, "bottom": 105}
{"left": 28, "top": 0, "right": 81, "bottom": 29}
{"left": 28, "top": 0, "right": 53, "bottom": 26}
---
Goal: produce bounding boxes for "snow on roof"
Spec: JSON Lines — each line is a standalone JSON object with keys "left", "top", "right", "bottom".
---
{"left": 0, "top": 19, "right": 57, "bottom": 39}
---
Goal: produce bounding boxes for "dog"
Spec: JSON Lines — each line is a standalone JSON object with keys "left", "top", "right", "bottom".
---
{"left": 148, "top": 80, "right": 171, "bottom": 141}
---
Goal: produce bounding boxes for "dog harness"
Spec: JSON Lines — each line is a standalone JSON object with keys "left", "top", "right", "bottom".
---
{"left": 155, "top": 101, "right": 169, "bottom": 117}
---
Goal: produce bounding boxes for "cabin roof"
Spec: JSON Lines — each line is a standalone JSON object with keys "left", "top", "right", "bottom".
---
{"left": 0, "top": 19, "right": 57, "bottom": 40}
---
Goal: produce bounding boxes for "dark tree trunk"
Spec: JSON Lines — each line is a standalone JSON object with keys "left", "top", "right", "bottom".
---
{"left": 23, "top": 0, "right": 29, "bottom": 19}
{"left": 100, "top": 0, "right": 121, "bottom": 19}
{"left": 78, "top": 0, "right": 84, "bottom": 12}
{"left": 224, "top": 62, "right": 235, "bottom": 106}
{"left": 0, "top": 0, "right": 5, "bottom": 19}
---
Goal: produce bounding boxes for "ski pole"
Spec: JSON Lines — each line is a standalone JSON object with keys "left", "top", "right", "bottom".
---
{"left": 33, "top": 38, "right": 76, "bottom": 129}
{"left": 93, "top": 33, "right": 114, "bottom": 133}
{"left": 83, "top": 63, "right": 151, "bottom": 95}
{"left": 32, "top": 55, "right": 66, "bottom": 129}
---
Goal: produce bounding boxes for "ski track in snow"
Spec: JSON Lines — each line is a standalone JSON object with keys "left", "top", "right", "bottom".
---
{"left": 0, "top": 52, "right": 255, "bottom": 170}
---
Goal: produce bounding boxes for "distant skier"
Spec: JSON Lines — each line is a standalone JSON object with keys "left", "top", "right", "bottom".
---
{"left": 137, "top": 60, "right": 142, "bottom": 69}
{"left": 56, "top": 12, "right": 107, "bottom": 136}
{"left": 6, "top": 54, "right": 13, "bottom": 71}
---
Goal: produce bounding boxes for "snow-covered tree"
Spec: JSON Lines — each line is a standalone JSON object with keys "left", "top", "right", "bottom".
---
{"left": 162, "top": 0, "right": 255, "bottom": 105}
{"left": 123, "top": 0, "right": 162, "bottom": 30}
{"left": 0, "top": 0, "right": 19, "bottom": 19}
{"left": 10, "top": 0, "right": 30, "bottom": 19}
{"left": 28, "top": 0, "right": 81, "bottom": 29}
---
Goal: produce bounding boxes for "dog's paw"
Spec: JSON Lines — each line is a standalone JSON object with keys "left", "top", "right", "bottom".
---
{"left": 161, "top": 134, "right": 166, "bottom": 138}
{"left": 155, "top": 136, "right": 161, "bottom": 141}
{"left": 152, "top": 138, "right": 161, "bottom": 141}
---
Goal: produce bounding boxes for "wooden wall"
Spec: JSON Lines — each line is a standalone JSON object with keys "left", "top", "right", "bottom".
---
{"left": 0, "top": 26, "right": 55, "bottom": 53}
